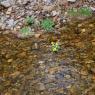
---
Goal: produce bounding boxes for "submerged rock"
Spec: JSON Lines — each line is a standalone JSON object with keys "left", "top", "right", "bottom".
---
{"left": 38, "top": 83, "right": 45, "bottom": 91}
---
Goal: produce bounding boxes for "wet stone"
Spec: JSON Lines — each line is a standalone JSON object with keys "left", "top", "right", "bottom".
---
{"left": 7, "top": 58, "right": 13, "bottom": 63}
{"left": 38, "top": 83, "right": 45, "bottom": 91}
{"left": 91, "top": 68, "right": 95, "bottom": 74}
{"left": 31, "top": 42, "right": 40, "bottom": 50}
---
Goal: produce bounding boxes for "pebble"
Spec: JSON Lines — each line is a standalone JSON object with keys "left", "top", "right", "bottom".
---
{"left": 51, "top": 10, "right": 60, "bottom": 16}
{"left": 5, "top": 92, "right": 11, "bottom": 95}
{"left": 92, "top": 39, "right": 95, "bottom": 45}
{"left": 6, "top": 19, "right": 17, "bottom": 28}
{"left": 0, "top": 0, "right": 14, "bottom": 8}
{"left": 47, "top": 74, "right": 55, "bottom": 80}
{"left": 67, "top": 0, "right": 76, "bottom": 2}
{"left": 6, "top": 7, "right": 12, "bottom": 15}
{"left": 89, "top": 24, "right": 94, "bottom": 27}
{"left": 40, "top": 64, "right": 46, "bottom": 69}
{"left": 10, "top": 71, "right": 20, "bottom": 78}
{"left": 65, "top": 75, "right": 71, "bottom": 79}
{"left": 81, "top": 29, "right": 86, "bottom": 33}
{"left": 91, "top": 68, "right": 95, "bottom": 74}
{"left": 0, "top": 1, "right": 10, "bottom": 8}
{"left": 55, "top": 73, "right": 64, "bottom": 79}
{"left": 43, "top": 5, "right": 55, "bottom": 11}
{"left": 38, "top": 83, "right": 45, "bottom": 91}
{"left": 7, "top": 58, "right": 13, "bottom": 63}
{"left": 0, "top": 23, "right": 6, "bottom": 30}
{"left": 56, "top": 88, "right": 64, "bottom": 93}
{"left": 19, "top": 0, "right": 31, "bottom": 5}
{"left": 38, "top": 61, "right": 45, "bottom": 64}
{"left": 5, "top": 54, "right": 10, "bottom": 59}
{"left": 0, "top": 77, "right": 5, "bottom": 82}
{"left": 77, "top": 24, "right": 82, "bottom": 27}
{"left": 18, "top": 52, "right": 27, "bottom": 58}
{"left": 80, "top": 69, "right": 88, "bottom": 76}
{"left": 92, "top": 75, "right": 95, "bottom": 81}
{"left": 75, "top": 42, "right": 85, "bottom": 48}
{"left": 16, "top": 26, "right": 21, "bottom": 29}
{"left": 90, "top": 6, "right": 95, "bottom": 11}
{"left": 43, "top": 0, "right": 54, "bottom": 5}
{"left": 31, "top": 42, "right": 39, "bottom": 50}
{"left": 34, "top": 33, "right": 41, "bottom": 38}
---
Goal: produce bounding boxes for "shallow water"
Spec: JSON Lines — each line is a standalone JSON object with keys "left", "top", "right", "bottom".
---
{"left": 0, "top": 16, "right": 95, "bottom": 95}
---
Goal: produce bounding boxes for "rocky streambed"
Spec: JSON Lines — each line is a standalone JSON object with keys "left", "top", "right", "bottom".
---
{"left": 0, "top": 16, "right": 95, "bottom": 95}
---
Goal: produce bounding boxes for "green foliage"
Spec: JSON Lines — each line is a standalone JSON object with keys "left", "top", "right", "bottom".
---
{"left": 26, "top": 16, "right": 35, "bottom": 25}
{"left": 51, "top": 42, "right": 60, "bottom": 52}
{"left": 67, "top": 7, "right": 92, "bottom": 17}
{"left": 67, "top": 8, "right": 78, "bottom": 16}
{"left": 20, "top": 26, "right": 31, "bottom": 36}
{"left": 20, "top": 27, "right": 31, "bottom": 33}
{"left": 41, "top": 18, "right": 54, "bottom": 31}
{"left": 79, "top": 7, "right": 92, "bottom": 16}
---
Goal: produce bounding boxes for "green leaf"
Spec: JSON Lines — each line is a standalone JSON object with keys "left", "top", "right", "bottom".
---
{"left": 79, "top": 7, "right": 92, "bottom": 16}
{"left": 26, "top": 16, "right": 35, "bottom": 25}
{"left": 41, "top": 18, "right": 54, "bottom": 31}
{"left": 67, "top": 8, "right": 78, "bottom": 16}
{"left": 20, "top": 27, "right": 31, "bottom": 33}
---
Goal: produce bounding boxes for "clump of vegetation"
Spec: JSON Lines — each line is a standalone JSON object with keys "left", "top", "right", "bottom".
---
{"left": 20, "top": 26, "right": 32, "bottom": 36}
{"left": 67, "top": 7, "right": 92, "bottom": 17}
{"left": 79, "top": 7, "right": 92, "bottom": 16}
{"left": 26, "top": 16, "right": 35, "bottom": 25}
{"left": 67, "top": 8, "right": 78, "bottom": 16}
{"left": 51, "top": 42, "right": 60, "bottom": 52}
{"left": 20, "top": 26, "right": 31, "bottom": 33}
{"left": 41, "top": 18, "right": 54, "bottom": 31}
